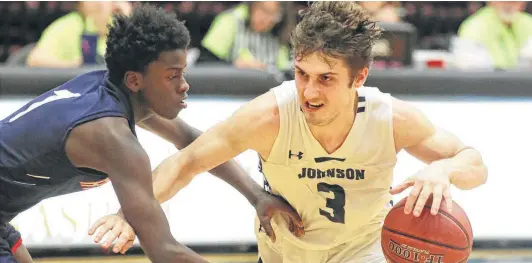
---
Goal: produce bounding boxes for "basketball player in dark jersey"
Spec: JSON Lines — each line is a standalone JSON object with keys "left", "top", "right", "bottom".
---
{"left": 0, "top": 4, "right": 302, "bottom": 263}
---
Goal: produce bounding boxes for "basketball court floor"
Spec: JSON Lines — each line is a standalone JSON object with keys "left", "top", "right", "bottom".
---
{"left": 30, "top": 250, "right": 532, "bottom": 263}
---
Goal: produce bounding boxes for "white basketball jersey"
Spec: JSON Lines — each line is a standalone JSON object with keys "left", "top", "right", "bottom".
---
{"left": 259, "top": 80, "right": 397, "bottom": 250}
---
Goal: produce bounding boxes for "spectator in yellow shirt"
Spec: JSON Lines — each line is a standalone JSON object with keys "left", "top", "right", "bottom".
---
{"left": 453, "top": 2, "right": 532, "bottom": 70}
{"left": 201, "top": 2, "right": 295, "bottom": 71}
{"left": 27, "top": 1, "right": 131, "bottom": 68}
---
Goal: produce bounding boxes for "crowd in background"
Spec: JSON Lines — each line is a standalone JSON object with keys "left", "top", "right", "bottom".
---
{"left": 2, "top": 1, "right": 532, "bottom": 71}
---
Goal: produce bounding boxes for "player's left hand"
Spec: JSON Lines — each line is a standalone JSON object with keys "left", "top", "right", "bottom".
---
{"left": 88, "top": 213, "right": 136, "bottom": 254}
{"left": 255, "top": 191, "right": 305, "bottom": 242}
{"left": 390, "top": 160, "right": 453, "bottom": 217}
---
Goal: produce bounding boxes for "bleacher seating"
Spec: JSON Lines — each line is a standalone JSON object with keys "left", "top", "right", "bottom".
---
{"left": 0, "top": 1, "right": 525, "bottom": 63}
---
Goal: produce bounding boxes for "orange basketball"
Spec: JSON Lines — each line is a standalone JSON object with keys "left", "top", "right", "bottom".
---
{"left": 381, "top": 197, "right": 473, "bottom": 263}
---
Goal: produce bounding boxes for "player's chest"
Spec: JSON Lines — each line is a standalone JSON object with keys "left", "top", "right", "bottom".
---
{"left": 286, "top": 130, "right": 384, "bottom": 165}
{"left": 260, "top": 159, "right": 391, "bottom": 190}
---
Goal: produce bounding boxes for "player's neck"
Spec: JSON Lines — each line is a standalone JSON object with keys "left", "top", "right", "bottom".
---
{"left": 308, "top": 95, "right": 358, "bottom": 154}
{"left": 129, "top": 93, "right": 154, "bottom": 123}
{"left": 309, "top": 110, "right": 356, "bottom": 154}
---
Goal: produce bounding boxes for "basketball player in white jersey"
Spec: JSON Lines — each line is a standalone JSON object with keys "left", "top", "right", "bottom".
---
{"left": 90, "top": 2, "right": 488, "bottom": 262}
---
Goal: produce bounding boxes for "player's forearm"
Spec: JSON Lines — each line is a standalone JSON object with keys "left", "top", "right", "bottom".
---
{"left": 180, "top": 123, "right": 265, "bottom": 206}
{"left": 441, "top": 148, "right": 488, "bottom": 190}
{"left": 115, "top": 158, "right": 186, "bottom": 216}
{"left": 138, "top": 238, "right": 209, "bottom": 263}
{"left": 179, "top": 148, "right": 266, "bottom": 207}
{"left": 150, "top": 156, "right": 266, "bottom": 208}
{"left": 209, "top": 159, "right": 266, "bottom": 207}
{"left": 115, "top": 161, "right": 189, "bottom": 216}
{"left": 151, "top": 153, "right": 194, "bottom": 204}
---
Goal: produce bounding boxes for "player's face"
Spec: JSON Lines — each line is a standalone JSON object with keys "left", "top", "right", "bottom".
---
{"left": 141, "top": 49, "right": 190, "bottom": 120}
{"left": 294, "top": 52, "right": 366, "bottom": 126}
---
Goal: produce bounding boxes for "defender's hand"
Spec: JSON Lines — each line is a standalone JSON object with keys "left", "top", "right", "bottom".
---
{"left": 390, "top": 161, "right": 453, "bottom": 217}
{"left": 88, "top": 214, "right": 136, "bottom": 254}
{"left": 255, "top": 192, "right": 305, "bottom": 242}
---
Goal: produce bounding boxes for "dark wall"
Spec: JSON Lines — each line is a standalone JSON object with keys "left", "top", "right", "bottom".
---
{"left": 2, "top": 66, "right": 532, "bottom": 98}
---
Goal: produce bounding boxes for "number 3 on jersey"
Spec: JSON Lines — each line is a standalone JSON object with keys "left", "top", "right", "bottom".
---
{"left": 317, "top": 182, "right": 346, "bottom": 224}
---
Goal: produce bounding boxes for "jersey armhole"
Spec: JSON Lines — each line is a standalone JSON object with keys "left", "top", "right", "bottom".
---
{"left": 384, "top": 93, "right": 398, "bottom": 165}
{"left": 370, "top": 90, "right": 398, "bottom": 167}
{"left": 360, "top": 87, "right": 398, "bottom": 167}
{"left": 59, "top": 111, "right": 131, "bottom": 174}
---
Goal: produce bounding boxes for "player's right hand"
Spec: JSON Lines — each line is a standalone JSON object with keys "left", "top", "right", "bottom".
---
{"left": 255, "top": 191, "right": 305, "bottom": 242}
{"left": 88, "top": 213, "right": 136, "bottom": 254}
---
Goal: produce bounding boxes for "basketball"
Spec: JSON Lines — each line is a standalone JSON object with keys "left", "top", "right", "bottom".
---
{"left": 381, "top": 197, "right": 473, "bottom": 263}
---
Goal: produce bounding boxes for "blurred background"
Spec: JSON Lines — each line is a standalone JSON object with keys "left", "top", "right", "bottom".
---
{"left": 1, "top": 1, "right": 532, "bottom": 263}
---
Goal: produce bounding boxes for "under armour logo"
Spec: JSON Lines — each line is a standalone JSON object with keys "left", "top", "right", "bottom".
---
{"left": 289, "top": 150, "right": 303, "bottom": 160}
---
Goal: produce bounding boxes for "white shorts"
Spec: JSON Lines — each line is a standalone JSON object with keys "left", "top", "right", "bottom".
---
{"left": 256, "top": 223, "right": 386, "bottom": 263}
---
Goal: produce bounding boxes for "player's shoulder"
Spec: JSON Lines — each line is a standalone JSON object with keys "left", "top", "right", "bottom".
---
{"left": 59, "top": 70, "right": 109, "bottom": 90}
{"left": 389, "top": 95, "right": 430, "bottom": 148}
{"left": 1, "top": 70, "right": 119, "bottom": 130}
{"left": 270, "top": 79, "right": 296, "bottom": 97}
{"left": 35, "top": 70, "right": 109, "bottom": 104}
{"left": 268, "top": 80, "right": 298, "bottom": 110}
{"left": 358, "top": 85, "right": 387, "bottom": 97}
{"left": 358, "top": 86, "right": 393, "bottom": 114}
{"left": 238, "top": 80, "right": 292, "bottom": 118}
{"left": 228, "top": 89, "right": 280, "bottom": 150}
{"left": 238, "top": 89, "right": 280, "bottom": 129}
{"left": 54, "top": 70, "right": 131, "bottom": 118}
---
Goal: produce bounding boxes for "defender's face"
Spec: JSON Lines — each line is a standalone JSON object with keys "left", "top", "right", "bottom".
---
{"left": 294, "top": 52, "right": 358, "bottom": 126}
{"left": 142, "top": 49, "right": 189, "bottom": 120}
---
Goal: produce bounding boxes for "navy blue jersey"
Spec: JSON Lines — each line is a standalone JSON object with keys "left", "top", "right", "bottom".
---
{"left": 0, "top": 70, "right": 136, "bottom": 222}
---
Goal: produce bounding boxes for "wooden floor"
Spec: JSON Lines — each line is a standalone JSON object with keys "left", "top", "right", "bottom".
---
{"left": 34, "top": 254, "right": 257, "bottom": 263}
{"left": 33, "top": 250, "right": 532, "bottom": 263}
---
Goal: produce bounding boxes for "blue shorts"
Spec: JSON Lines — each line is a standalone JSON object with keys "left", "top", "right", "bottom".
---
{"left": 0, "top": 255, "right": 16, "bottom": 263}
{"left": 0, "top": 223, "right": 22, "bottom": 259}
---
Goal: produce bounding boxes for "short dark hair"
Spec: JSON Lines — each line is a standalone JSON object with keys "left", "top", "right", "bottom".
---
{"left": 105, "top": 4, "right": 190, "bottom": 84}
{"left": 290, "top": 2, "right": 381, "bottom": 76}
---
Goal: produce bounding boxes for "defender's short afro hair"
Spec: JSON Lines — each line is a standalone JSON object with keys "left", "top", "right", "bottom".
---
{"left": 105, "top": 4, "right": 190, "bottom": 84}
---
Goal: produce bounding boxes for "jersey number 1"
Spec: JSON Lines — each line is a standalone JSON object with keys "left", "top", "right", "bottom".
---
{"left": 8, "top": 90, "right": 81, "bottom": 123}
{"left": 317, "top": 182, "right": 346, "bottom": 224}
